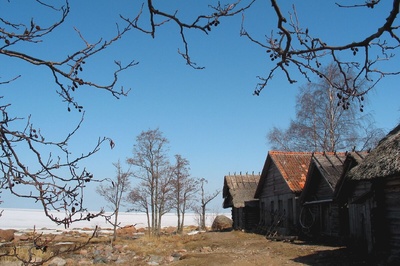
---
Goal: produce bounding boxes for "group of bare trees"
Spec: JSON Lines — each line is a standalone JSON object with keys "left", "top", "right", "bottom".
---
{"left": 0, "top": 0, "right": 399, "bottom": 235}
{"left": 97, "top": 128, "right": 219, "bottom": 237}
{"left": 126, "top": 128, "right": 173, "bottom": 236}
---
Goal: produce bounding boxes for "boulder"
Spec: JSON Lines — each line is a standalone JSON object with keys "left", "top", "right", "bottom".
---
{"left": 117, "top": 225, "right": 137, "bottom": 236}
{"left": 211, "top": 215, "right": 233, "bottom": 231}
{"left": 0, "top": 229, "right": 17, "bottom": 242}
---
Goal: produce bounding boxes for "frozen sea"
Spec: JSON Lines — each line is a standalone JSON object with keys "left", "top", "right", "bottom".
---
{"left": 0, "top": 208, "right": 229, "bottom": 230}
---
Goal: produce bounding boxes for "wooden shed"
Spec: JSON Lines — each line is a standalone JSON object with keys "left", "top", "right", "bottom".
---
{"left": 333, "top": 151, "right": 368, "bottom": 239}
{"left": 337, "top": 124, "right": 400, "bottom": 262}
{"left": 299, "top": 152, "right": 347, "bottom": 238}
{"left": 223, "top": 173, "right": 260, "bottom": 232}
{"left": 254, "top": 151, "right": 312, "bottom": 236}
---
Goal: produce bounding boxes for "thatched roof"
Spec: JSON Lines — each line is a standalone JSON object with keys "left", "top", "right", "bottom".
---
{"left": 348, "top": 123, "right": 400, "bottom": 180}
{"left": 223, "top": 174, "right": 260, "bottom": 208}
{"left": 255, "top": 151, "right": 312, "bottom": 197}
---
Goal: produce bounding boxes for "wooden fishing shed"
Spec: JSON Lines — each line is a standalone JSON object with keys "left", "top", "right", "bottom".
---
{"left": 337, "top": 124, "right": 400, "bottom": 262}
{"left": 223, "top": 173, "right": 260, "bottom": 232}
{"left": 299, "top": 152, "right": 347, "bottom": 238}
{"left": 254, "top": 151, "right": 312, "bottom": 236}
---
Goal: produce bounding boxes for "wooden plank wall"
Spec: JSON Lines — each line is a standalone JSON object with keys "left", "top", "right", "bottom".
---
{"left": 383, "top": 176, "right": 400, "bottom": 257}
{"left": 258, "top": 164, "right": 300, "bottom": 234}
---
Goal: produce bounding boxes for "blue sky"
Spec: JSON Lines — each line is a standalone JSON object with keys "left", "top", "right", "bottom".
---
{"left": 1, "top": 1, "right": 399, "bottom": 213}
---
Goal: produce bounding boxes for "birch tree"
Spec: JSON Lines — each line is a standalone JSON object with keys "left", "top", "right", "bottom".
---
{"left": 195, "top": 178, "right": 220, "bottom": 230}
{"left": 171, "top": 154, "right": 199, "bottom": 233}
{"left": 127, "top": 128, "right": 172, "bottom": 236}
{"left": 96, "top": 160, "right": 132, "bottom": 241}
{"left": 267, "top": 64, "right": 385, "bottom": 152}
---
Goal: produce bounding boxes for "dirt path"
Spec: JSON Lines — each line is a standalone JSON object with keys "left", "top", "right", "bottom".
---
{"left": 170, "top": 231, "right": 367, "bottom": 266}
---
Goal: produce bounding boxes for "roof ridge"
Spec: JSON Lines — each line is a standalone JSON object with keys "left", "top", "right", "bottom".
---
{"left": 269, "top": 150, "right": 313, "bottom": 155}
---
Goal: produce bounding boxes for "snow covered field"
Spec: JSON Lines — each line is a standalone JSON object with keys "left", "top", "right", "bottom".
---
{"left": 0, "top": 208, "right": 229, "bottom": 230}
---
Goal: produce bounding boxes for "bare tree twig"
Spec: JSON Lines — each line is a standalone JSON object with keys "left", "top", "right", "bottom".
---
{"left": 240, "top": 0, "right": 400, "bottom": 106}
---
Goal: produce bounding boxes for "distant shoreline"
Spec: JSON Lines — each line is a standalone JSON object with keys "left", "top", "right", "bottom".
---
{"left": 0, "top": 208, "right": 230, "bottom": 230}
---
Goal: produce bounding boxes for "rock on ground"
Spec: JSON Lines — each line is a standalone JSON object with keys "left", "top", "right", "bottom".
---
{"left": 211, "top": 215, "right": 232, "bottom": 231}
{"left": 0, "top": 229, "right": 17, "bottom": 242}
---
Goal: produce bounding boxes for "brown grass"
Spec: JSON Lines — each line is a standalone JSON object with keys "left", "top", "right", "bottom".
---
{"left": 1, "top": 229, "right": 362, "bottom": 266}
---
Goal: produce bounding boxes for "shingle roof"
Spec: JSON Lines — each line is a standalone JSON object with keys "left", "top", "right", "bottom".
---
{"left": 333, "top": 151, "right": 369, "bottom": 200}
{"left": 223, "top": 174, "right": 260, "bottom": 208}
{"left": 300, "top": 152, "right": 347, "bottom": 203}
{"left": 348, "top": 123, "right": 400, "bottom": 180}
{"left": 311, "top": 152, "right": 347, "bottom": 190}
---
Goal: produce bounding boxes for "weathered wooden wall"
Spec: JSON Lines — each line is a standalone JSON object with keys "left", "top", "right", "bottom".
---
{"left": 259, "top": 163, "right": 300, "bottom": 235}
{"left": 232, "top": 204, "right": 259, "bottom": 232}
{"left": 381, "top": 176, "right": 400, "bottom": 258}
{"left": 302, "top": 171, "right": 341, "bottom": 237}
{"left": 347, "top": 181, "right": 374, "bottom": 253}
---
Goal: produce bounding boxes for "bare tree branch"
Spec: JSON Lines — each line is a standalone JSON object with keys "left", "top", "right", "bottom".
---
{"left": 121, "top": 0, "right": 255, "bottom": 69}
{"left": 0, "top": 0, "right": 137, "bottom": 111}
{"left": 0, "top": 0, "right": 136, "bottom": 229}
{"left": 0, "top": 105, "right": 110, "bottom": 227}
{"left": 241, "top": 0, "right": 400, "bottom": 104}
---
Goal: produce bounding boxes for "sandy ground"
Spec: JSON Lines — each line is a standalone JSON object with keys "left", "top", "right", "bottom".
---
{"left": 1, "top": 229, "right": 371, "bottom": 265}
{"left": 168, "top": 231, "right": 368, "bottom": 266}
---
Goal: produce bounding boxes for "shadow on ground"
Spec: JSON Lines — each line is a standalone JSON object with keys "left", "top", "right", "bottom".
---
{"left": 292, "top": 246, "right": 372, "bottom": 265}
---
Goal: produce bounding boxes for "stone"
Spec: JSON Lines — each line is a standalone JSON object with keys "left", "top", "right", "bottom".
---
{"left": 200, "top": 246, "right": 212, "bottom": 253}
{"left": 93, "top": 256, "right": 108, "bottom": 264}
{"left": 147, "top": 254, "right": 163, "bottom": 265}
{"left": 1, "top": 262, "right": 23, "bottom": 266}
{"left": 117, "top": 225, "right": 137, "bottom": 236}
{"left": 79, "top": 249, "right": 88, "bottom": 256}
{"left": 137, "top": 227, "right": 146, "bottom": 233}
{"left": 46, "top": 257, "right": 67, "bottom": 266}
{"left": 211, "top": 215, "right": 233, "bottom": 231}
{"left": 0, "top": 229, "right": 17, "bottom": 242}
{"left": 165, "top": 256, "right": 175, "bottom": 262}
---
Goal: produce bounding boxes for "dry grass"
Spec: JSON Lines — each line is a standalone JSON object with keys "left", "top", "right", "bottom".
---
{"left": 117, "top": 232, "right": 206, "bottom": 257}
{"left": 1, "top": 229, "right": 362, "bottom": 266}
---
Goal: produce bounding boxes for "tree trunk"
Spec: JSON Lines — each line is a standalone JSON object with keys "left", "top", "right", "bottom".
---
{"left": 113, "top": 208, "right": 119, "bottom": 241}
{"left": 201, "top": 203, "right": 206, "bottom": 230}
{"left": 146, "top": 208, "right": 151, "bottom": 236}
{"left": 180, "top": 209, "right": 185, "bottom": 233}
{"left": 177, "top": 208, "right": 181, "bottom": 233}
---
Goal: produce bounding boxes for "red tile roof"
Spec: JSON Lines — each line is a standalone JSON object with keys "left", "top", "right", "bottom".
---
{"left": 269, "top": 151, "right": 312, "bottom": 193}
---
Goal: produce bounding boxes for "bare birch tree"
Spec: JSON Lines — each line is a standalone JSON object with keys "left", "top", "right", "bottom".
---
{"left": 126, "top": 128, "right": 172, "bottom": 236}
{"left": 171, "top": 154, "right": 199, "bottom": 233}
{"left": 195, "top": 178, "right": 220, "bottom": 230}
{"left": 127, "top": 185, "right": 151, "bottom": 233}
{"left": 96, "top": 160, "right": 132, "bottom": 241}
{"left": 267, "top": 64, "right": 385, "bottom": 152}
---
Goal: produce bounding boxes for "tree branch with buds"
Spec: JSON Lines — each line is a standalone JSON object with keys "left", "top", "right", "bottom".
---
{"left": 241, "top": 0, "right": 400, "bottom": 108}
